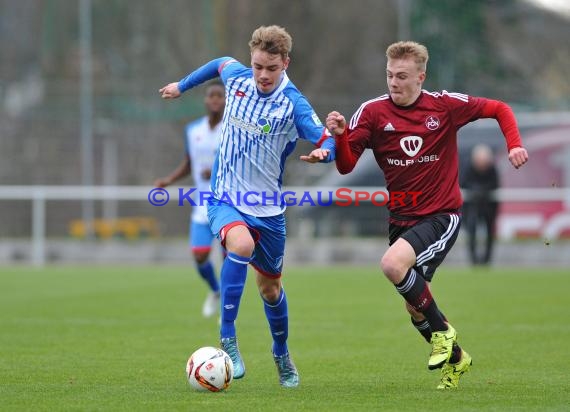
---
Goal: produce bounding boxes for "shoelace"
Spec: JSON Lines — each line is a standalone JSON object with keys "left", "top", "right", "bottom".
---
{"left": 222, "top": 339, "right": 239, "bottom": 361}
{"left": 275, "top": 355, "right": 295, "bottom": 377}
{"left": 431, "top": 334, "right": 450, "bottom": 354}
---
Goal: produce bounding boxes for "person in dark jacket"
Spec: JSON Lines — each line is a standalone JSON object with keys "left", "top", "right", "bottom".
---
{"left": 461, "top": 144, "right": 500, "bottom": 265}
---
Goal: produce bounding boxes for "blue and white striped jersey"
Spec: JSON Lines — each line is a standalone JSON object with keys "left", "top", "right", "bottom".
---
{"left": 177, "top": 57, "right": 335, "bottom": 217}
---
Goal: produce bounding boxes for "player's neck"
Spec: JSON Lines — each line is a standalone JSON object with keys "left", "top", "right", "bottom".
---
{"left": 208, "top": 113, "right": 222, "bottom": 128}
{"left": 393, "top": 90, "right": 422, "bottom": 108}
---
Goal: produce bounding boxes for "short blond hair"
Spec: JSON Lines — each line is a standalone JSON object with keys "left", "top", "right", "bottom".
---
{"left": 386, "top": 41, "right": 429, "bottom": 72}
{"left": 249, "top": 25, "right": 292, "bottom": 59}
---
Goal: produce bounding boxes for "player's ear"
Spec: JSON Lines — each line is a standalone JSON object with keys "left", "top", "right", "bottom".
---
{"left": 418, "top": 71, "right": 426, "bottom": 83}
{"left": 282, "top": 56, "right": 290, "bottom": 71}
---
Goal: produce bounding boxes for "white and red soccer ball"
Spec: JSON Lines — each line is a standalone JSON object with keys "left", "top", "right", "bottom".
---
{"left": 186, "top": 347, "right": 234, "bottom": 392}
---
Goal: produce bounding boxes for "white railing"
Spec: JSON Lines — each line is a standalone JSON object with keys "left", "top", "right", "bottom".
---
{"left": 1, "top": 185, "right": 569, "bottom": 266}
{"left": 0, "top": 186, "right": 151, "bottom": 266}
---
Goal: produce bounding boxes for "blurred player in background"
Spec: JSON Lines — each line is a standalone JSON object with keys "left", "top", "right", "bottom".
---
{"left": 159, "top": 25, "right": 335, "bottom": 387}
{"left": 154, "top": 80, "right": 225, "bottom": 319}
{"left": 326, "top": 41, "right": 528, "bottom": 389}
{"left": 461, "top": 144, "right": 500, "bottom": 266}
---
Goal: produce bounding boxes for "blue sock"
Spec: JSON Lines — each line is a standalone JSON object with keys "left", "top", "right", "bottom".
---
{"left": 220, "top": 252, "right": 250, "bottom": 339}
{"left": 263, "top": 288, "right": 289, "bottom": 356}
{"left": 196, "top": 260, "right": 219, "bottom": 293}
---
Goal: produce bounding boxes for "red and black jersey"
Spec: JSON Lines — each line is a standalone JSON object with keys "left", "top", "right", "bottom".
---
{"left": 335, "top": 90, "right": 521, "bottom": 219}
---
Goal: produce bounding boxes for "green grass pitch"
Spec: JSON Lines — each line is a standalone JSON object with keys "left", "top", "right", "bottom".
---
{"left": 1, "top": 265, "right": 569, "bottom": 411}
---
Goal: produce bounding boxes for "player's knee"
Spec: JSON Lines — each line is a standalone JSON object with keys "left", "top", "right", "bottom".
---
{"left": 380, "top": 253, "right": 406, "bottom": 282}
{"left": 258, "top": 283, "right": 281, "bottom": 303}
{"left": 193, "top": 250, "right": 210, "bottom": 264}
{"left": 225, "top": 229, "right": 255, "bottom": 257}
{"left": 231, "top": 239, "right": 254, "bottom": 257}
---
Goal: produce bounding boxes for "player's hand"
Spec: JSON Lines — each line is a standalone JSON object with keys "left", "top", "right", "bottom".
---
{"left": 159, "top": 82, "right": 181, "bottom": 99}
{"left": 326, "top": 111, "right": 346, "bottom": 136}
{"left": 300, "top": 148, "right": 330, "bottom": 163}
{"left": 153, "top": 178, "right": 171, "bottom": 188}
{"left": 508, "top": 147, "right": 528, "bottom": 169}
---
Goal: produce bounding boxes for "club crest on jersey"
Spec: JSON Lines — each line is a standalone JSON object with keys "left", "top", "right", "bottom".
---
{"left": 400, "top": 136, "right": 423, "bottom": 157}
{"left": 425, "top": 115, "right": 440, "bottom": 130}
{"left": 257, "top": 117, "right": 272, "bottom": 134}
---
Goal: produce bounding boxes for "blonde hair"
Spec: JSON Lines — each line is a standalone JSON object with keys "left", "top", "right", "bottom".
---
{"left": 386, "top": 41, "right": 429, "bottom": 72}
{"left": 249, "top": 25, "right": 292, "bottom": 59}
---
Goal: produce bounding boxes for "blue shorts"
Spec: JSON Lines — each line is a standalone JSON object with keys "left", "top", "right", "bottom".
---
{"left": 190, "top": 220, "right": 215, "bottom": 253}
{"left": 208, "top": 200, "right": 286, "bottom": 277}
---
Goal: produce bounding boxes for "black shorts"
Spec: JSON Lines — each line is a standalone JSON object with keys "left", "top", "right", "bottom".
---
{"left": 388, "top": 213, "right": 461, "bottom": 282}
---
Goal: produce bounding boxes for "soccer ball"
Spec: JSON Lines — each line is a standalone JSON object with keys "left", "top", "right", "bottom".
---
{"left": 186, "top": 346, "right": 234, "bottom": 392}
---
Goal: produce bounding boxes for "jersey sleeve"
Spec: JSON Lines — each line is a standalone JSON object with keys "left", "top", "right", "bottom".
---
{"left": 292, "top": 96, "right": 335, "bottom": 162}
{"left": 441, "top": 91, "right": 487, "bottom": 128}
{"left": 178, "top": 57, "right": 236, "bottom": 92}
{"left": 218, "top": 58, "right": 247, "bottom": 83}
{"left": 443, "top": 91, "right": 522, "bottom": 151}
{"left": 335, "top": 103, "right": 373, "bottom": 174}
{"left": 479, "top": 99, "right": 522, "bottom": 151}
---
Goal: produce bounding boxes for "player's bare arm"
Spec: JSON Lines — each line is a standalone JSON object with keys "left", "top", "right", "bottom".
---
{"left": 159, "top": 82, "right": 182, "bottom": 99}
{"left": 300, "top": 148, "right": 331, "bottom": 163}
{"left": 326, "top": 111, "right": 346, "bottom": 135}
{"left": 153, "top": 177, "right": 171, "bottom": 188}
{"left": 508, "top": 147, "right": 528, "bottom": 169}
{"left": 153, "top": 157, "right": 191, "bottom": 187}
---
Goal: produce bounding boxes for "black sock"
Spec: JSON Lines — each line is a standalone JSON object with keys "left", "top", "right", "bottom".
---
{"left": 412, "top": 311, "right": 449, "bottom": 341}
{"left": 411, "top": 317, "right": 431, "bottom": 343}
{"left": 438, "top": 310, "right": 463, "bottom": 362}
{"left": 396, "top": 268, "right": 447, "bottom": 332}
{"left": 412, "top": 317, "right": 463, "bottom": 362}
{"left": 449, "top": 344, "right": 462, "bottom": 363}
{"left": 412, "top": 311, "right": 463, "bottom": 364}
